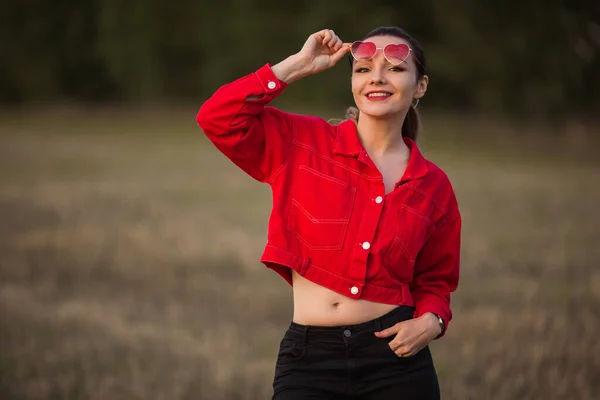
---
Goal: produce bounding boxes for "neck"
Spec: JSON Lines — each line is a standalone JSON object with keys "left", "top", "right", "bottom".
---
{"left": 356, "top": 112, "right": 408, "bottom": 157}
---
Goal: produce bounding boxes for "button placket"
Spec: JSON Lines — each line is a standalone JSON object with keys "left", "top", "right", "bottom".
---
{"left": 347, "top": 184, "right": 382, "bottom": 292}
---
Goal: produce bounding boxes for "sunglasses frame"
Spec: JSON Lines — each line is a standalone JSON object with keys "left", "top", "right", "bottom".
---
{"left": 350, "top": 41, "right": 414, "bottom": 66}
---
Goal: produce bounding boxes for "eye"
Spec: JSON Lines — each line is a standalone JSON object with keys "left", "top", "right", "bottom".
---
{"left": 390, "top": 66, "right": 406, "bottom": 72}
{"left": 354, "top": 67, "right": 370, "bottom": 73}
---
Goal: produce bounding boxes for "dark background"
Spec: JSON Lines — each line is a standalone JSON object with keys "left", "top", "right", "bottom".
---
{"left": 2, "top": 0, "right": 599, "bottom": 119}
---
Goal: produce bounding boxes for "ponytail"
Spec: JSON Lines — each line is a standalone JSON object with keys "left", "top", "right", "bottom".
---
{"left": 345, "top": 106, "right": 360, "bottom": 122}
{"left": 344, "top": 105, "right": 421, "bottom": 142}
{"left": 401, "top": 105, "right": 420, "bottom": 142}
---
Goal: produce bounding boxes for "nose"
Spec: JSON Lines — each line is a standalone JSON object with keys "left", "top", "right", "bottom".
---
{"left": 370, "top": 66, "right": 386, "bottom": 85}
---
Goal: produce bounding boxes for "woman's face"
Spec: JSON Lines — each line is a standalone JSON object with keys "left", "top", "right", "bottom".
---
{"left": 351, "top": 35, "right": 428, "bottom": 120}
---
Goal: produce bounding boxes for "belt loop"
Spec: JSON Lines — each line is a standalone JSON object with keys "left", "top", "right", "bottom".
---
{"left": 375, "top": 315, "right": 383, "bottom": 332}
{"left": 302, "top": 325, "right": 309, "bottom": 344}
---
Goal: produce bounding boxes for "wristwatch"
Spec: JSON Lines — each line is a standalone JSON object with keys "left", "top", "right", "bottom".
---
{"left": 433, "top": 313, "right": 445, "bottom": 335}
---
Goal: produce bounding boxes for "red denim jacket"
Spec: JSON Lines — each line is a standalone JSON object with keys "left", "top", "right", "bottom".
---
{"left": 196, "top": 64, "right": 461, "bottom": 335}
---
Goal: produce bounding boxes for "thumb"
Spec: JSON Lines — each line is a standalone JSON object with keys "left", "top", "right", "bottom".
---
{"left": 329, "top": 43, "right": 352, "bottom": 65}
{"left": 374, "top": 324, "right": 399, "bottom": 338}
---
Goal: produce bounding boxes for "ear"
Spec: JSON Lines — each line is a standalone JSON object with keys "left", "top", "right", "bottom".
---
{"left": 415, "top": 74, "right": 429, "bottom": 99}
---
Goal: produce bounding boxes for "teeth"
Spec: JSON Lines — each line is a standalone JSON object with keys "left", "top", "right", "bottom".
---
{"left": 367, "top": 93, "right": 391, "bottom": 98}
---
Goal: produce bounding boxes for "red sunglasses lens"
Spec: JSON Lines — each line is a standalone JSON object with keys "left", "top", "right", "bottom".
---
{"left": 351, "top": 41, "right": 376, "bottom": 60}
{"left": 383, "top": 44, "right": 411, "bottom": 65}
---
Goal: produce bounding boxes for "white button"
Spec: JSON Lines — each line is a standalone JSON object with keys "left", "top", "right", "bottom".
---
{"left": 362, "top": 242, "right": 371, "bottom": 250}
{"left": 375, "top": 196, "right": 383, "bottom": 204}
{"left": 267, "top": 81, "right": 277, "bottom": 90}
{"left": 350, "top": 286, "right": 359, "bottom": 295}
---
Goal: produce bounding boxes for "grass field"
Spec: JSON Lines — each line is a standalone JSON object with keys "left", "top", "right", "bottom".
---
{"left": 0, "top": 106, "right": 599, "bottom": 399}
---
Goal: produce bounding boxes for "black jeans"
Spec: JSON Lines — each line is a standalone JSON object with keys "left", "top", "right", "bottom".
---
{"left": 272, "top": 306, "right": 440, "bottom": 400}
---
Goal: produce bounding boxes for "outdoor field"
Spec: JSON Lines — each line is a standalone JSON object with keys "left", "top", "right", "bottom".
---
{"left": 0, "top": 106, "right": 598, "bottom": 399}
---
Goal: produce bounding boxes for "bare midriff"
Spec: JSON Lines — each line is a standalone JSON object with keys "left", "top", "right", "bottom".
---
{"left": 291, "top": 270, "right": 399, "bottom": 326}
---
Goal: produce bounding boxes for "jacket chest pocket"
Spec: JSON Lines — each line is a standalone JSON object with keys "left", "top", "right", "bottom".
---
{"left": 383, "top": 205, "right": 433, "bottom": 281}
{"left": 287, "top": 165, "right": 356, "bottom": 251}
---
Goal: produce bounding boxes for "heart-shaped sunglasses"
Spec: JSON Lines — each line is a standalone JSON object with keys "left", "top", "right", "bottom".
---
{"left": 350, "top": 41, "right": 413, "bottom": 66}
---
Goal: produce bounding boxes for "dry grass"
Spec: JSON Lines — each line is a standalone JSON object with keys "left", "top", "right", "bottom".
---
{"left": 0, "top": 107, "right": 599, "bottom": 399}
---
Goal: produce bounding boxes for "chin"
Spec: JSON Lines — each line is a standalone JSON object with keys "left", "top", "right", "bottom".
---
{"left": 358, "top": 107, "right": 394, "bottom": 120}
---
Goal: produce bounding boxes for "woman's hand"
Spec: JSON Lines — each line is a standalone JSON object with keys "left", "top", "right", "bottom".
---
{"left": 374, "top": 312, "right": 442, "bottom": 357}
{"left": 298, "top": 29, "right": 350, "bottom": 74}
{"left": 272, "top": 29, "right": 351, "bottom": 84}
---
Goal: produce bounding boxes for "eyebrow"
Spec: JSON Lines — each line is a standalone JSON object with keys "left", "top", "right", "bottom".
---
{"left": 354, "top": 59, "right": 409, "bottom": 68}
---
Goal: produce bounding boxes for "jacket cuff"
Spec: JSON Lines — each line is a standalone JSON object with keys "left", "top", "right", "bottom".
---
{"left": 414, "top": 302, "right": 451, "bottom": 339}
{"left": 253, "top": 64, "right": 288, "bottom": 97}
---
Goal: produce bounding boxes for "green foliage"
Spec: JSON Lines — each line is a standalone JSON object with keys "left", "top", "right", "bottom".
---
{"left": 1, "top": 0, "right": 598, "bottom": 117}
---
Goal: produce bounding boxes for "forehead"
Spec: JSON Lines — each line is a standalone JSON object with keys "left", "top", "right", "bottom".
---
{"left": 366, "top": 35, "right": 410, "bottom": 48}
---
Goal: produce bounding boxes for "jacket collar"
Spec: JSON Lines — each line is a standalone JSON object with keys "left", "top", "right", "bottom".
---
{"left": 333, "top": 120, "right": 363, "bottom": 156}
{"left": 333, "top": 119, "right": 428, "bottom": 181}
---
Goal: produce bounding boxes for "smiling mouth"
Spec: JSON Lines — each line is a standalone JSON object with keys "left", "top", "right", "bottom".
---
{"left": 366, "top": 92, "right": 392, "bottom": 100}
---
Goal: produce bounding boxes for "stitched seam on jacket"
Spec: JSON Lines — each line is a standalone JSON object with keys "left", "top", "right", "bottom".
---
{"left": 292, "top": 139, "right": 379, "bottom": 181}
{"left": 267, "top": 112, "right": 294, "bottom": 184}
{"left": 403, "top": 185, "right": 450, "bottom": 217}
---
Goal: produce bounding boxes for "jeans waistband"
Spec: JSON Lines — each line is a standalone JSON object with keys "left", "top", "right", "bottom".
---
{"left": 286, "top": 305, "right": 415, "bottom": 343}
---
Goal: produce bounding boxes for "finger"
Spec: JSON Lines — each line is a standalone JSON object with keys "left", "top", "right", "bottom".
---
{"left": 332, "top": 37, "right": 343, "bottom": 52}
{"left": 374, "top": 325, "right": 398, "bottom": 338}
{"left": 394, "top": 345, "right": 413, "bottom": 357}
{"left": 375, "top": 321, "right": 405, "bottom": 337}
{"left": 332, "top": 32, "right": 344, "bottom": 49}
{"left": 329, "top": 45, "right": 350, "bottom": 64}
{"left": 329, "top": 30, "right": 340, "bottom": 47}
{"left": 313, "top": 29, "right": 328, "bottom": 44}
{"left": 389, "top": 336, "right": 408, "bottom": 352}
{"left": 316, "top": 28, "right": 331, "bottom": 38}
{"left": 327, "top": 30, "right": 340, "bottom": 47}
{"left": 322, "top": 30, "right": 333, "bottom": 46}
{"left": 396, "top": 349, "right": 410, "bottom": 358}
{"left": 390, "top": 341, "right": 403, "bottom": 356}
{"left": 329, "top": 29, "right": 336, "bottom": 41}
{"left": 401, "top": 344, "right": 422, "bottom": 357}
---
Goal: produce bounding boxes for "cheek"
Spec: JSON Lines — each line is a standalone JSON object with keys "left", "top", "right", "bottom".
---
{"left": 351, "top": 75, "right": 370, "bottom": 95}
{"left": 393, "top": 78, "right": 419, "bottom": 99}
{"left": 396, "top": 74, "right": 417, "bottom": 88}
{"left": 351, "top": 81, "right": 362, "bottom": 100}
{"left": 350, "top": 77, "right": 359, "bottom": 93}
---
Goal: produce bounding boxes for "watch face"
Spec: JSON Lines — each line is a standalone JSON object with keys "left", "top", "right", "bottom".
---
{"left": 437, "top": 315, "right": 444, "bottom": 329}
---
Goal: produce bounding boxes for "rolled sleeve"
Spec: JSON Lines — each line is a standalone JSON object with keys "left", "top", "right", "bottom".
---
{"left": 196, "top": 64, "right": 294, "bottom": 183}
{"left": 410, "top": 211, "right": 461, "bottom": 338}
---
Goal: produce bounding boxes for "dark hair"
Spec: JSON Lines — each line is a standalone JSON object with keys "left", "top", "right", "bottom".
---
{"left": 346, "top": 26, "right": 427, "bottom": 142}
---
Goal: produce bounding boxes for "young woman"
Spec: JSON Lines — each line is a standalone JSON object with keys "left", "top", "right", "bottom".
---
{"left": 197, "top": 26, "right": 461, "bottom": 400}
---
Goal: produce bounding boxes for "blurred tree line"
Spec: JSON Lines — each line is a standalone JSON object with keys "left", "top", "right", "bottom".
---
{"left": 1, "top": 0, "right": 599, "bottom": 119}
